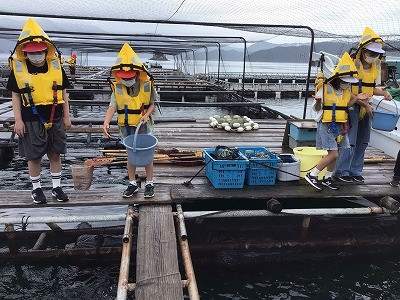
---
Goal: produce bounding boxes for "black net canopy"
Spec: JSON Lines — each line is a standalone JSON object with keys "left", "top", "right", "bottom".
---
{"left": 0, "top": 0, "right": 400, "bottom": 44}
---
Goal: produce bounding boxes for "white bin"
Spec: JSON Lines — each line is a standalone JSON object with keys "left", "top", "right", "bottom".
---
{"left": 277, "top": 154, "right": 300, "bottom": 181}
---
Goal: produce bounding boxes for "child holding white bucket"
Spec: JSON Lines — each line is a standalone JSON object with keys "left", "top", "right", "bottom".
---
{"left": 305, "top": 52, "right": 367, "bottom": 191}
{"left": 102, "top": 44, "right": 157, "bottom": 198}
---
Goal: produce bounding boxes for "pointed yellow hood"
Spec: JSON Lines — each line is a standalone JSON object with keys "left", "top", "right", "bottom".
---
{"left": 112, "top": 43, "right": 150, "bottom": 81}
{"left": 355, "top": 27, "right": 384, "bottom": 59}
{"left": 14, "top": 18, "right": 56, "bottom": 59}
{"left": 326, "top": 52, "right": 358, "bottom": 83}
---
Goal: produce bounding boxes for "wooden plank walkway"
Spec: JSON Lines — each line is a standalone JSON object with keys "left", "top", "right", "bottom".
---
{"left": 135, "top": 205, "right": 183, "bottom": 299}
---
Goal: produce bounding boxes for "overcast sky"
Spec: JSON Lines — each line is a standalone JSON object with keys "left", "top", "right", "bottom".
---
{"left": 0, "top": 0, "right": 399, "bottom": 40}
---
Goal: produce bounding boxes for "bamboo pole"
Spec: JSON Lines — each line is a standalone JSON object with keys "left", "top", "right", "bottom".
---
{"left": 176, "top": 205, "right": 199, "bottom": 300}
{"left": 32, "top": 232, "right": 47, "bottom": 250}
{"left": 0, "top": 213, "right": 127, "bottom": 225}
{"left": 117, "top": 206, "right": 134, "bottom": 300}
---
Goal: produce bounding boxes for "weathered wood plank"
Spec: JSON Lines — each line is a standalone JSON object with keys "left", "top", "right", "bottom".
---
{"left": 135, "top": 205, "right": 183, "bottom": 299}
{"left": 0, "top": 188, "right": 173, "bottom": 208}
{"left": 171, "top": 182, "right": 400, "bottom": 201}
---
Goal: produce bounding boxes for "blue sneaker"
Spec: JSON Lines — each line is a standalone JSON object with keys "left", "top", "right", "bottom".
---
{"left": 123, "top": 184, "right": 138, "bottom": 198}
{"left": 305, "top": 173, "right": 323, "bottom": 191}
{"left": 144, "top": 184, "right": 154, "bottom": 198}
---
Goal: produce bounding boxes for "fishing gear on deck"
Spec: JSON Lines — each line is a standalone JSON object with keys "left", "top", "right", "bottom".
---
{"left": 213, "top": 145, "right": 241, "bottom": 160}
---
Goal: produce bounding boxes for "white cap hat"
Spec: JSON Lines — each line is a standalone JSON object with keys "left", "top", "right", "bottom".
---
{"left": 341, "top": 76, "right": 358, "bottom": 83}
{"left": 364, "top": 42, "right": 385, "bottom": 54}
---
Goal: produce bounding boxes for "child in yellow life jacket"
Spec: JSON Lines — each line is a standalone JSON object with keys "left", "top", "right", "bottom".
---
{"left": 334, "top": 27, "right": 392, "bottom": 183}
{"left": 102, "top": 44, "right": 157, "bottom": 198}
{"left": 305, "top": 52, "right": 368, "bottom": 191}
{"left": 67, "top": 54, "right": 76, "bottom": 81}
{"left": 6, "top": 18, "right": 71, "bottom": 204}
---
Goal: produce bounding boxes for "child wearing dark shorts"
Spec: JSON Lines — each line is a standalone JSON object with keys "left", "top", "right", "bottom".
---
{"left": 7, "top": 18, "right": 71, "bottom": 204}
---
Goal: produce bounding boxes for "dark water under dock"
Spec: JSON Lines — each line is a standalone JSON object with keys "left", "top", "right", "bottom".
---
{"left": 1, "top": 255, "right": 400, "bottom": 299}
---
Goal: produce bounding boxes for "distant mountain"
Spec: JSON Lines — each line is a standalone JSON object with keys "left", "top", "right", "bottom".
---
{"left": 195, "top": 41, "right": 356, "bottom": 63}
{"left": 247, "top": 41, "right": 284, "bottom": 53}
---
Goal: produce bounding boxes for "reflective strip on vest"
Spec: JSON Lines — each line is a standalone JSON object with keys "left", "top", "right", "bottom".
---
{"left": 144, "top": 81, "right": 150, "bottom": 92}
{"left": 116, "top": 84, "right": 123, "bottom": 95}
{"left": 361, "top": 34, "right": 372, "bottom": 42}
{"left": 326, "top": 84, "right": 332, "bottom": 94}
{"left": 40, "top": 29, "right": 48, "bottom": 38}
{"left": 51, "top": 59, "right": 60, "bottom": 70}
{"left": 15, "top": 60, "right": 23, "bottom": 73}
{"left": 131, "top": 56, "right": 140, "bottom": 63}
{"left": 115, "top": 58, "right": 122, "bottom": 64}
{"left": 339, "top": 64, "right": 350, "bottom": 71}
{"left": 19, "top": 30, "right": 30, "bottom": 39}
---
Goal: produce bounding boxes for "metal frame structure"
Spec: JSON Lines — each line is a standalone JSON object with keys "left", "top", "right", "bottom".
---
{"left": 0, "top": 14, "right": 314, "bottom": 118}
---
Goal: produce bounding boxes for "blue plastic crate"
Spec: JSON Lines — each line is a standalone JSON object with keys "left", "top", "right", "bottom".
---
{"left": 289, "top": 123, "right": 317, "bottom": 141}
{"left": 236, "top": 146, "right": 280, "bottom": 186}
{"left": 203, "top": 148, "right": 249, "bottom": 189}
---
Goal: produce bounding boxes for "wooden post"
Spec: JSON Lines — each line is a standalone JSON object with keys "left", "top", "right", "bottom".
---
{"left": 32, "top": 232, "right": 47, "bottom": 250}
{"left": 379, "top": 196, "right": 400, "bottom": 211}
{"left": 135, "top": 205, "right": 183, "bottom": 299}
{"left": 266, "top": 198, "right": 282, "bottom": 213}
{"left": 300, "top": 216, "right": 311, "bottom": 241}
{"left": 5, "top": 223, "right": 18, "bottom": 254}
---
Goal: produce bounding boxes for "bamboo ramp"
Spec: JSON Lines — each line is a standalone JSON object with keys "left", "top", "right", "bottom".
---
{"left": 135, "top": 204, "right": 184, "bottom": 299}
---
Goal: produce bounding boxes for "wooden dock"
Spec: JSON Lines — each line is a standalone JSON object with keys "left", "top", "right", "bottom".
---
{"left": 0, "top": 119, "right": 399, "bottom": 206}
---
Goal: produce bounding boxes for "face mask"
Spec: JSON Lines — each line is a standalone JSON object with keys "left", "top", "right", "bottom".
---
{"left": 340, "top": 82, "right": 350, "bottom": 90}
{"left": 364, "top": 56, "right": 377, "bottom": 64}
{"left": 27, "top": 53, "right": 46, "bottom": 64}
{"left": 120, "top": 78, "right": 136, "bottom": 87}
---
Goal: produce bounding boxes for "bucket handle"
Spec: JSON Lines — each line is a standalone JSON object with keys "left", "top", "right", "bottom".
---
{"left": 376, "top": 98, "right": 398, "bottom": 117}
{"left": 132, "top": 121, "right": 144, "bottom": 153}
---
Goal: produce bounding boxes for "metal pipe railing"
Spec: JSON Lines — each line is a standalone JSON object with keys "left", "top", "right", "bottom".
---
{"left": 183, "top": 207, "right": 384, "bottom": 219}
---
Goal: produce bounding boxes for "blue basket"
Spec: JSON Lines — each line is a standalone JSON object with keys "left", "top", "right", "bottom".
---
{"left": 203, "top": 148, "right": 249, "bottom": 189}
{"left": 236, "top": 146, "right": 280, "bottom": 186}
{"left": 289, "top": 123, "right": 317, "bottom": 141}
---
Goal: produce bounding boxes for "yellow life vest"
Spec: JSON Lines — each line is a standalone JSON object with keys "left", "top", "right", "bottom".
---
{"left": 315, "top": 71, "right": 324, "bottom": 94}
{"left": 113, "top": 78, "right": 152, "bottom": 127}
{"left": 322, "top": 84, "right": 351, "bottom": 123}
{"left": 351, "top": 59, "right": 380, "bottom": 120}
{"left": 67, "top": 57, "right": 76, "bottom": 67}
{"left": 12, "top": 57, "right": 64, "bottom": 107}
